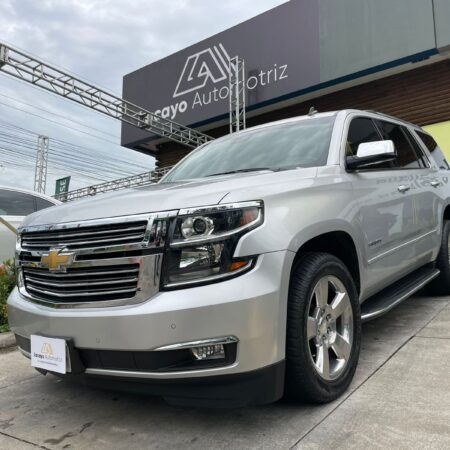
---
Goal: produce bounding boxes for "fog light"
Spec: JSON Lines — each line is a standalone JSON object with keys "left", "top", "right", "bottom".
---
{"left": 191, "top": 344, "right": 225, "bottom": 360}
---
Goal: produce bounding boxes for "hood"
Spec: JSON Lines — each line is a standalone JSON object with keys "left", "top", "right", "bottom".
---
{"left": 22, "top": 168, "right": 318, "bottom": 227}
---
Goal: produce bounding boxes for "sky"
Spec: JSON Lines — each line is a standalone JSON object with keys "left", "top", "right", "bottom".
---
{"left": 0, "top": 0, "right": 287, "bottom": 195}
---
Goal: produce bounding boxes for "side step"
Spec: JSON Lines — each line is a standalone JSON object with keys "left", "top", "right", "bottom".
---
{"left": 361, "top": 266, "right": 440, "bottom": 322}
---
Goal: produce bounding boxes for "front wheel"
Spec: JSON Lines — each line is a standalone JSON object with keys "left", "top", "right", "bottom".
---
{"left": 285, "top": 252, "right": 361, "bottom": 403}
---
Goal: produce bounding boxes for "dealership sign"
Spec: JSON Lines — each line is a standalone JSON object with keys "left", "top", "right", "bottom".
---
{"left": 122, "top": 0, "right": 320, "bottom": 147}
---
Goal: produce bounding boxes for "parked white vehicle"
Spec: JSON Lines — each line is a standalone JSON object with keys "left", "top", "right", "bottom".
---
{"left": 0, "top": 186, "right": 60, "bottom": 263}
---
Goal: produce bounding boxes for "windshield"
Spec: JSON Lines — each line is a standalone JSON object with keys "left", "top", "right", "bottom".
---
{"left": 162, "top": 116, "right": 335, "bottom": 182}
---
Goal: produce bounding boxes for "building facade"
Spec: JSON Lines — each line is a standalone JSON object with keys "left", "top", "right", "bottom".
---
{"left": 121, "top": 0, "right": 450, "bottom": 168}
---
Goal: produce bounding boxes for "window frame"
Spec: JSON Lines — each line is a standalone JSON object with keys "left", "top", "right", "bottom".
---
{"left": 343, "top": 114, "right": 431, "bottom": 172}
{"left": 414, "top": 129, "right": 449, "bottom": 170}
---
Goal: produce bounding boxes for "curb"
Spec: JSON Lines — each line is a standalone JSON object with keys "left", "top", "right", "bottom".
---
{"left": 0, "top": 331, "right": 16, "bottom": 349}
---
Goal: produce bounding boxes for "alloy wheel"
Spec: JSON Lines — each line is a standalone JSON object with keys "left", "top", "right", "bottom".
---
{"left": 306, "top": 275, "right": 354, "bottom": 381}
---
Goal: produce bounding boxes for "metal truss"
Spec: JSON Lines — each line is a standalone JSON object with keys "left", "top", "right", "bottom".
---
{"left": 56, "top": 166, "right": 173, "bottom": 202}
{"left": 34, "top": 135, "right": 49, "bottom": 193}
{"left": 0, "top": 42, "right": 212, "bottom": 148}
{"left": 229, "top": 56, "right": 246, "bottom": 133}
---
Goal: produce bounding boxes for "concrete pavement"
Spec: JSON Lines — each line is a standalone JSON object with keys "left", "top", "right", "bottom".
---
{"left": 0, "top": 294, "right": 449, "bottom": 449}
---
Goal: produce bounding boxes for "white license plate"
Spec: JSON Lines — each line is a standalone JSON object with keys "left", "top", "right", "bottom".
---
{"left": 30, "top": 335, "right": 67, "bottom": 374}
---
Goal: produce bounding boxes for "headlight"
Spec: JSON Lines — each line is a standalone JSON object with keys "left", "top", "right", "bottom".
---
{"left": 162, "top": 201, "right": 263, "bottom": 288}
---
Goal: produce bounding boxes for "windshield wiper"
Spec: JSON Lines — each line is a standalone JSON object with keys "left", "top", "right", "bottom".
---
{"left": 207, "top": 168, "right": 275, "bottom": 177}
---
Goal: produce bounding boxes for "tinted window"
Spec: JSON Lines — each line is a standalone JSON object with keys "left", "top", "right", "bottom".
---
{"left": 417, "top": 131, "right": 449, "bottom": 170}
{"left": 35, "top": 197, "right": 55, "bottom": 211}
{"left": 375, "top": 121, "right": 422, "bottom": 169}
{"left": 163, "top": 117, "right": 335, "bottom": 182}
{"left": 402, "top": 128, "right": 428, "bottom": 168}
{"left": 346, "top": 118, "right": 394, "bottom": 169}
{"left": 0, "top": 190, "right": 35, "bottom": 216}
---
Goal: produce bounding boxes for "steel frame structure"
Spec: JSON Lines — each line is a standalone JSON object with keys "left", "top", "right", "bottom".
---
{"left": 34, "top": 135, "right": 49, "bottom": 194}
{"left": 0, "top": 43, "right": 212, "bottom": 148}
{"left": 229, "top": 56, "right": 246, "bottom": 133}
{"left": 55, "top": 165, "right": 173, "bottom": 202}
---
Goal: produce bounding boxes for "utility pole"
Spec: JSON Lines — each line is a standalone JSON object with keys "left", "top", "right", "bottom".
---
{"left": 34, "top": 135, "right": 49, "bottom": 193}
{"left": 229, "top": 56, "right": 246, "bottom": 133}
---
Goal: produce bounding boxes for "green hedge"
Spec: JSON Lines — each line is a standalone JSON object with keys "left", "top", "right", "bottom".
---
{"left": 0, "top": 260, "right": 16, "bottom": 333}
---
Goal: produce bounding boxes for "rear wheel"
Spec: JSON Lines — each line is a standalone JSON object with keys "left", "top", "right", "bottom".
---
{"left": 285, "top": 252, "right": 361, "bottom": 403}
{"left": 427, "top": 220, "right": 450, "bottom": 295}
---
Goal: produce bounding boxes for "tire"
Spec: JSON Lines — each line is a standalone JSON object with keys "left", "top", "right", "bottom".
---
{"left": 426, "top": 220, "right": 450, "bottom": 295}
{"left": 285, "top": 252, "right": 361, "bottom": 403}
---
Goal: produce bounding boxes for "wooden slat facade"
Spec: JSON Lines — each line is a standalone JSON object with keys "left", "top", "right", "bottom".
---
{"left": 155, "top": 60, "right": 450, "bottom": 169}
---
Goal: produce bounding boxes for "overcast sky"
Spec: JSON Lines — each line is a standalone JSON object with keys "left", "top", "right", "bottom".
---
{"left": 0, "top": 0, "right": 287, "bottom": 195}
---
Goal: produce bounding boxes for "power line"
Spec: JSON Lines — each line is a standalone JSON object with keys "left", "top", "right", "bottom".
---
{"left": 0, "top": 91, "right": 120, "bottom": 139}
{"left": 0, "top": 99, "right": 120, "bottom": 145}
{"left": 0, "top": 118, "right": 152, "bottom": 172}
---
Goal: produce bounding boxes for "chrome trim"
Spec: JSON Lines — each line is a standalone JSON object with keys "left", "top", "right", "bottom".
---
{"left": 18, "top": 210, "right": 178, "bottom": 234}
{"left": 26, "top": 285, "right": 137, "bottom": 298}
{"left": 164, "top": 259, "right": 254, "bottom": 288}
{"left": 178, "top": 200, "right": 262, "bottom": 216}
{"left": 21, "top": 224, "right": 147, "bottom": 240}
{"left": 26, "top": 276, "right": 138, "bottom": 287}
{"left": 23, "top": 267, "right": 139, "bottom": 278}
{"left": 22, "top": 233, "right": 146, "bottom": 248}
{"left": 17, "top": 255, "right": 159, "bottom": 309}
{"left": 154, "top": 336, "right": 238, "bottom": 351}
{"left": 18, "top": 347, "right": 31, "bottom": 359}
{"left": 16, "top": 211, "right": 178, "bottom": 308}
{"left": 368, "top": 228, "right": 438, "bottom": 265}
{"left": 85, "top": 362, "right": 239, "bottom": 379}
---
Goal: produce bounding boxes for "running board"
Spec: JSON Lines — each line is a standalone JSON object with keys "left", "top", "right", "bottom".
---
{"left": 361, "top": 266, "right": 440, "bottom": 322}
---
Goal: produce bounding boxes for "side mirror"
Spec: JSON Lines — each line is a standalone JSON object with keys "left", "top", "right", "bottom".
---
{"left": 346, "top": 140, "right": 396, "bottom": 170}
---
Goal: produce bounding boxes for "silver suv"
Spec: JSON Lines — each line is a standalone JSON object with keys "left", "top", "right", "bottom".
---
{"left": 8, "top": 110, "right": 450, "bottom": 407}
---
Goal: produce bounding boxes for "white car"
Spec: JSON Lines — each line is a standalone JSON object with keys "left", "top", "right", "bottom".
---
{"left": 0, "top": 186, "right": 60, "bottom": 263}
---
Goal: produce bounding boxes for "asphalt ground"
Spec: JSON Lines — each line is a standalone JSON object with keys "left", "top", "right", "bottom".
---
{"left": 0, "top": 293, "right": 449, "bottom": 449}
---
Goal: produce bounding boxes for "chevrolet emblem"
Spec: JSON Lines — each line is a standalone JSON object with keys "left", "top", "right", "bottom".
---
{"left": 41, "top": 249, "right": 74, "bottom": 272}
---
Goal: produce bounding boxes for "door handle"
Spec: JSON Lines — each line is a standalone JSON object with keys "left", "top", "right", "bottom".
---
{"left": 397, "top": 185, "right": 410, "bottom": 193}
{"left": 430, "top": 180, "right": 441, "bottom": 188}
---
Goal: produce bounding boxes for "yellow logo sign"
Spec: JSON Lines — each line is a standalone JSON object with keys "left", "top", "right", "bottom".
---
{"left": 41, "top": 250, "right": 73, "bottom": 272}
{"left": 41, "top": 342, "right": 53, "bottom": 356}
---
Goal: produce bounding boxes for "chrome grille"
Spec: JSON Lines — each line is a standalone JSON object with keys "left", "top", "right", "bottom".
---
{"left": 21, "top": 220, "right": 148, "bottom": 251}
{"left": 16, "top": 211, "right": 178, "bottom": 308}
{"left": 22, "top": 264, "right": 140, "bottom": 303}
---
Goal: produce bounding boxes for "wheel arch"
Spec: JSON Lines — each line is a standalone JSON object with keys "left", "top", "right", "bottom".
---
{"left": 291, "top": 229, "right": 361, "bottom": 295}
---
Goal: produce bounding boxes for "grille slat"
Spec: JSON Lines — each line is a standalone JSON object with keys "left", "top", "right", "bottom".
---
{"left": 22, "top": 233, "right": 145, "bottom": 249}
{"left": 23, "top": 263, "right": 140, "bottom": 303}
{"left": 27, "top": 285, "right": 137, "bottom": 298}
{"left": 21, "top": 225, "right": 147, "bottom": 240}
{"left": 26, "top": 276, "right": 138, "bottom": 288}
{"left": 17, "top": 217, "right": 162, "bottom": 306}
{"left": 21, "top": 220, "right": 148, "bottom": 251}
{"left": 22, "top": 267, "right": 139, "bottom": 279}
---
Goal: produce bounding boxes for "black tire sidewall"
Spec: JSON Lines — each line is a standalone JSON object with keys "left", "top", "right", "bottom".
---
{"left": 286, "top": 253, "right": 361, "bottom": 402}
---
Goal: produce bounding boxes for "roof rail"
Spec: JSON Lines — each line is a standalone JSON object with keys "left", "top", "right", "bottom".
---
{"left": 364, "top": 110, "right": 417, "bottom": 127}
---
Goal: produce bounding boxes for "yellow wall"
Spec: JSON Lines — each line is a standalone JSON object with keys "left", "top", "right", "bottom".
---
{"left": 423, "top": 121, "right": 450, "bottom": 159}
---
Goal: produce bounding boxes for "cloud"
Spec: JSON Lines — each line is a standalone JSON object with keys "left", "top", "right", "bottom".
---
{"left": 0, "top": 0, "right": 287, "bottom": 194}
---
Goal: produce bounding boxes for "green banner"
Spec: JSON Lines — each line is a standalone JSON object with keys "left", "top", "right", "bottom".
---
{"left": 55, "top": 176, "right": 71, "bottom": 201}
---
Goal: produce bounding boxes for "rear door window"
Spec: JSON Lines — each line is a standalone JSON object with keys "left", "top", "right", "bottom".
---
{"left": 374, "top": 120, "right": 423, "bottom": 169}
{"left": 416, "top": 131, "right": 449, "bottom": 170}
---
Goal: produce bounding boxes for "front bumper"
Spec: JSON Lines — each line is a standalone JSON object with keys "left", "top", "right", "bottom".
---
{"left": 8, "top": 250, "right": 294, "bottom": 406}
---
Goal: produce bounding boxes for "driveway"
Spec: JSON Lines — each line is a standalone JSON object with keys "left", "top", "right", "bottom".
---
{"left": 1, "top": 294, "right": 450, "bottom": 449}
